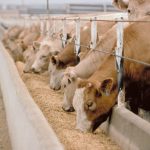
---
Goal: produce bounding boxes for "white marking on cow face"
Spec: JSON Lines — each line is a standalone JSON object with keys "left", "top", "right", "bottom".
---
{"left": 31, "top": 44, "right": 50, "bottom": 73}
{"left": 73, "top": 88, "right": 92, "bottom": 132}
{"left": 49, "top": 62, "right": 65, "bottom": 90}
{"left": 61, "top": 74, "right": 76, "bottom": 112}
{"left": 23, "top": 47, "right": 35, "bottom": 73}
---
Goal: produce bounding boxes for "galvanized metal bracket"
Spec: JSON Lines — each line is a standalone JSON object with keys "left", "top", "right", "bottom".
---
{"left": 115, "top": 21, "right": 125, "bottom": 107}
{"left": 116, "top": 21, "right": 124, "bottom": 71}
{"left": 46, "top": 19, "right": 50, "bottom": 38}
{"left": 74, "top": 18, "right": 80, "bottom": 56}
{"left": 40, "top": 20, "right": 46, "bottom": 36}
{"left": 90, "top": 17, "right": 97, "bottom": 49}
{"left": 62, "top": 18, "right": 67, "bottom": 48}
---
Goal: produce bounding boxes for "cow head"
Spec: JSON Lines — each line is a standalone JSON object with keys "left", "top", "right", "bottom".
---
{"left": 31, "top": 42, "right": 59, "bottom": 74}
{"left": 49, "top": 41, "right": 78, "bottom": 90}
{"left": 127, "top": 0, "right": 150, "bottom": 20}
{"left": 113, "top": 0, "right": 150, "bottom": 20}
{"left": 61, "top": 68, "right": 77, "bottom": 112}
{"left": 23, "top": 45, "right": 36, "bottom": 73}
{"left": 49, "top": 55, "right": 66, "bottom": 90}
{"left": 73, "top": 78, "right": 117, "bottom": 132}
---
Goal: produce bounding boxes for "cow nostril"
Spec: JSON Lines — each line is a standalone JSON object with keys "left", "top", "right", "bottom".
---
{"left": 85, "top": 101, "right": 96, "bottom": 111}
{"left": 87, "top": 101, "right": 93, "bottom": 107}
{"left": 32, "top": 67, "right": 35, "bottom": 72}
{"left": 62, "top": 106, "right": 75, "bottom": 112}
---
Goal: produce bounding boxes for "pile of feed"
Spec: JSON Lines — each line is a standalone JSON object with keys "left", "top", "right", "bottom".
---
{"left": 21, "top": 72, "right": 121, "bottom": 150}
{"left": 0, "top": 90, "right": 12, "bottom": 150}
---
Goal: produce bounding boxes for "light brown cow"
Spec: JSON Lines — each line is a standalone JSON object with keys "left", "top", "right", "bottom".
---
{"left": 50, "top": 21, "right": 116, "bottom": 90}
{"left": 61, "top": 23, "right": 119, "bottom": 111}
{"left": 31, "top": 34, "right": 70, "bottom": 74}
{"left": 73, "top": 16, "right": 150, "bottom": 132}
{"left": 113, "top": 0, "right": 150, "bottom": 20}
{"left": 23, "top": 45, "right": 37, "bottom": 73}
{"left": 2, "top": 25, "right": 23, "bottom": 49}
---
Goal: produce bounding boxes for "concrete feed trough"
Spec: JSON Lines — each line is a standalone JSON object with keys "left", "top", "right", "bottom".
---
{"left": 0, "top": 40, "right": 63, "bottom": 150}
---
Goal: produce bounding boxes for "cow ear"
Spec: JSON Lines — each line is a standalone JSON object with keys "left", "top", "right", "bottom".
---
{"left": 67, "top": 33, "right": 72, "bottom": 40}
{"left": 77, "top": 78, "right": 89, "bottom": 88}
{"left": 59, "top": 33, "right": 63, "bottom": 38}
{"left": 100, "top": 78, "right": 114, "bottom": 96}
{"left": 51, "top": 55, "right": 58, "bottom": 65}
{"left": 112, "top": 0, "right": 128, "bottom": 10}
{"left": 33, "top": 41, "right": 40, "bottom": 51}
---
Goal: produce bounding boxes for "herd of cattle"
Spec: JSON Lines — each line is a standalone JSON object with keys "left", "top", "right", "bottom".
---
{"left": 1, "top": 0, "right": 150, "bottom": 132}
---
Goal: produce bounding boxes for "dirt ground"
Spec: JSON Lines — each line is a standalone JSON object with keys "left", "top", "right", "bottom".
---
{"left": 21, "top": 72, "right": 122, "bottom": 150}
{"left": 0, "top": 89, "right": 12, "bottom": 150}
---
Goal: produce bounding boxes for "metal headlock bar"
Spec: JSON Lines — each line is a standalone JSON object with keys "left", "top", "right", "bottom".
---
{"left": 40, "top": 20, "right": 46, "bottom": 36}
{"left": 62, "top": 18, "right": 67, "bottom": 48}
{"left": 35, "top": 15, "right": 150, "bottom": 67}
{"left": 90, "top": 17, "right": 97, "bottom": 49}
{"left": 75, "top": 18, "right": 81, "bottom": 56}
{"left": 46, "top": 19, "right": 50, "bottom": 38}
{"left": 115, "top": 21, "right": 125, "bottom": 107}
{"left": 53, "top": 19, "right": 56, "bottom": 36}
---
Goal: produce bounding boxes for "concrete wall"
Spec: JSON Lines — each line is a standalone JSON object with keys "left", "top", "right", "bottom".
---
{"left": 0, "top": 39, "right": 63, "bottom": 150}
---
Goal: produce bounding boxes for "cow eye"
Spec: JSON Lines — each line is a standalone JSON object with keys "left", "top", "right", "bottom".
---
{"left": 41, "top": 55, "right": 47, "bottom": 59}
{"left": 95, "top": 90, "right": 101, "bottom": 97}
{"left": 127, "top": 9, "right": 131, "bottom": 13}
{"left": 68, "top": 78, "right": 71, "bottom": 84}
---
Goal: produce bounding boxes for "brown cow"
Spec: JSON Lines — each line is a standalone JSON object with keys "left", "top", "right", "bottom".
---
{"left": 50, "top": 21, "right": 116, "bottom": 90}
{"left": 61, "top": 23, "right": 120, "bottom": 112}
{"left": 73, "top": 16, "right": 150, "bottom": 132}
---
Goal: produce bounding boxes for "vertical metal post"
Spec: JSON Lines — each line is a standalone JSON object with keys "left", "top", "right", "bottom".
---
{"left": 75, "top": 18, "right": 80, "bottom": 56}
{"left": 46, "top": 0, "right": 50, "bottom": 14}
{"left": 115, "top": 21, "right": 125, "bottom": 107}
{"left": 90, "top": 17, "right": 97, "bottom": 49}
{"left": 62, "top": 18, "right": 67, "bottom": 48}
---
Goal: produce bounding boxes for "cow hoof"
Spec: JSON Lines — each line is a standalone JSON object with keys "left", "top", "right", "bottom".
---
{"left": 62, "top": 106, "right": 75, "bottom": 112}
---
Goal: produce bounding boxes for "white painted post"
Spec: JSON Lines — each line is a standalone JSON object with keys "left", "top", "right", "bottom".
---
{"left": 62, "top": 18, "right": 67, "bottom": 48}
{"left": 116, "top": 22, "right": 123, "bottom": 70}
{"left": 115, "top": 21, "right": 125, "bottom": 107}
{"left": 75, "top": 18, "right": 80, "bottom": 55}
{"left": 90, "top": 17, "right": 97, "bottom": 49}
{"left": 53, "top": 19, "right": 56, "bottom": 34}
{"left": 40, "top": 19, "right": 45, "bottom": 36}
{"left": 46, "top": 19, "right": 50, "bottom": 38}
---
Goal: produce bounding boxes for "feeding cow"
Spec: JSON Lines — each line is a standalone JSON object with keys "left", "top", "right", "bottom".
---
{"left": 61, "top": 24, "right": 120, "bottom": 112}
{"left": 73, "top": 16, "right": 150, "bottom": 132}
{"left": 31, "top": 20, "right": 75, "bottom": 74}
{"left": 50, "top": 21, "right": 116, "bottom": 90}
{"left": 113, "top": 0, "right": 150, "bottom": 20}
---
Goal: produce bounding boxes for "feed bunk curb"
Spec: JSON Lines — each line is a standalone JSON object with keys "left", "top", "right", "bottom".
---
{"left": 0, "top": 41, "right": 64, "bottom": 150}
{"left": 101, "top": 106, "right": 150, "bottom": 150}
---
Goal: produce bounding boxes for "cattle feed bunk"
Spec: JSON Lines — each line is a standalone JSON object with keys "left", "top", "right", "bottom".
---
{"left": 0, "top": 13, "right": 150, "bottom": 150}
